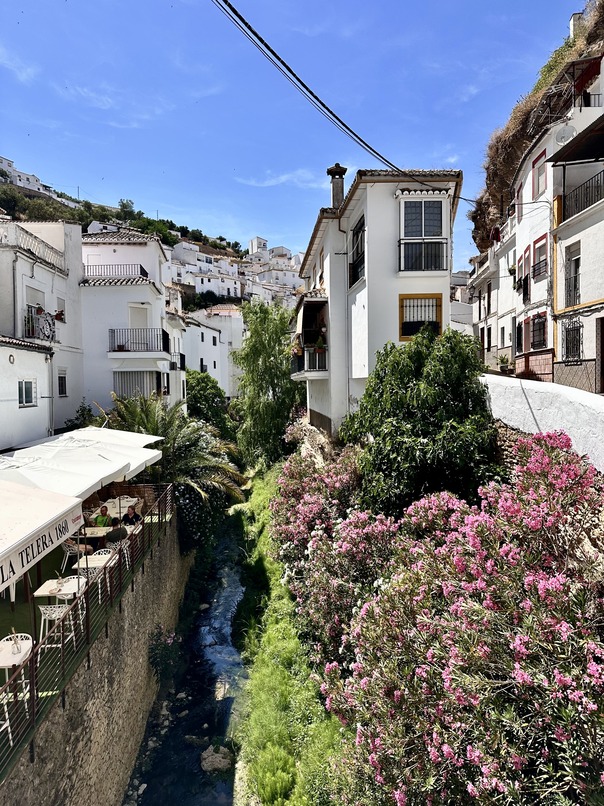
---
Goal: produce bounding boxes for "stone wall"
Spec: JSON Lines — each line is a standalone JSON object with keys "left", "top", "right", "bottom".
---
{"left": 0, "top": 519, "right": 194, "bottom": 806}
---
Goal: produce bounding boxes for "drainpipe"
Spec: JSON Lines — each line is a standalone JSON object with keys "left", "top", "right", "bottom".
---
{"left": 12, "top": 250, "right": 18, "bottom": 337}
{"left": 46, "top": 351, "right": 55, "bottom": 436}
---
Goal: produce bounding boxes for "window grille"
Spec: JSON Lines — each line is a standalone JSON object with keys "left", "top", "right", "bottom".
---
{"left": 562, "top": 318, "right": 583, "bottom": 361}
{"left": 399, "top": 295, "right": 442, "bottom": 340}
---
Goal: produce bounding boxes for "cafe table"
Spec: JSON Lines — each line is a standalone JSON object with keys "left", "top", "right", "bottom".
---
{"left": 0, "top": 636, "right": 33, "bottom": 682}
{"left": 82, "top": 527, "right": 111, "bottom": 539}
{"left": 33, "top": 577, "right": 85, "bottom": 602}
{"left": 71, "top": 552, "right": 117, "bottom": 571}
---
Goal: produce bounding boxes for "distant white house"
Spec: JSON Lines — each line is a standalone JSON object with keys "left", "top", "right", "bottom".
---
{"left": 81, "top": 228, "right": 187, "bottom": 412}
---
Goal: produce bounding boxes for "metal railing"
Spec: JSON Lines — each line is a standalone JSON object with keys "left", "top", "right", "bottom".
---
{"left": 13, "top": 225, "right": 66, "bottom": 275}
{"left": 532, "top": 258, "right": 547, "bottom": 278}
{"left": 0, "top": 485, "right": 174, "bottom": 782}
{"left": 565, "top": 275, "right": 580, "bottom": 307}
{"left": 23, "top": 306, "right": 56, "bottom": 341}
{"left": 84, "top": 264, "right": 148, "bottom": 278}
{"left": 109, "top": 328, "right": 170, "bottom": 353}
{"left": 170, "top": 353, "right": 186, "bottom": 371}
{"left": 564, "top": 170, "right": 604, "bottom": 220}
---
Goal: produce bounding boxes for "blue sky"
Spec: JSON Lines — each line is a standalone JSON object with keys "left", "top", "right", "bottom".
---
{"left": 0, "top": 0, "right": 583, "bottom": 266}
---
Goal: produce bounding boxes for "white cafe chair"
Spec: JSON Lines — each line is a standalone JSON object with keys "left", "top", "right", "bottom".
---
{"left": 38, "top": 604, "right": 78, "bottom": 652}
{"left": 0, "top": 634, "right": 32, "bottom": 718}
{"left": 61, "top": 541, "right": 82, "bottom": 573}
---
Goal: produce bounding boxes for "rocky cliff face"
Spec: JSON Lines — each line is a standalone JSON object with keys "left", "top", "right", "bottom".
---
{"left": 470, "top": 0, "right": 604, "bottom": 253}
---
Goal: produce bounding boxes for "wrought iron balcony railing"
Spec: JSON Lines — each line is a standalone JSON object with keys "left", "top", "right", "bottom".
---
{"left": 565, "top": 275, "right": 580, "bottom": 307}
{"left": 84, "top": 264, "right": 148, "bottom": 278}
{"left": 564, "top": 170, "right": 604, "bottom": 221}
{"left": 109, "top": 328, "right": 170, "bottom": 353}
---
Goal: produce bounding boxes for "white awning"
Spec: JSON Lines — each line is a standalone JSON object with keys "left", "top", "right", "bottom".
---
{"left": 0, "top": 456, "right": 109, "bottom": 499}
{"left": 0, "top": 481, "right": 83, "bottom": 593}
{"left": 15, "top": 426, "right": 164, "bottom": 450}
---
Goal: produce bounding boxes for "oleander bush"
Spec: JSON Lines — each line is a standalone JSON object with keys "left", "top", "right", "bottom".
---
{"left": 319, "top": 432, "right": 604, "bottom": 804}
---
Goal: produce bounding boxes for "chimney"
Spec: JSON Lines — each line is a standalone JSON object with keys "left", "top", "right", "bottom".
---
{"left": 326, "top": 163, "right": 347, "bottom": 208}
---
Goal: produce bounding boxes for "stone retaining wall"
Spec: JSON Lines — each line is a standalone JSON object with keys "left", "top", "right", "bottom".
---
{"left": 0, "top": 519, "right": 194, "bottom": 806}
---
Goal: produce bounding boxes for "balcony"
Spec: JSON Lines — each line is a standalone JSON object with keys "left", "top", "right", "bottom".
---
{"left": 291, "top": 347, "right": 328, "bottom": 379}
{"left": 84, "top": 264, "right": 148, "bottom": 278}
{"left": 563, "top": 170, "right": 604, "bottom": 221}
{"left": 565, "top": 275, "right": 580, "bottom": 307}
{"left": 109, "top": 328, "right": 170, "bottom": 353}
{"left": 23, "top": 306, "right": 56, "bottom": 342}
{"left": 170, "top": 352, "right": 186, "bottom": 371}
{"left": 532, "top": 259, "right": 547, "bottom": 279}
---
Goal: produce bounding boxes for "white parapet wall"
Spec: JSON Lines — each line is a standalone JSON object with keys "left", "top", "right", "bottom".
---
{"left": 482, "top": 373, "right": 604, "bottom": 473}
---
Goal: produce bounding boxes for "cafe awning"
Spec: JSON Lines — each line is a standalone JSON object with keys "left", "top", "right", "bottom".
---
{"left": 0, "top": 456, "right": 109, "bottom": 499}
{"left": 0, "top": 481, "right": 83, "bottom": 593}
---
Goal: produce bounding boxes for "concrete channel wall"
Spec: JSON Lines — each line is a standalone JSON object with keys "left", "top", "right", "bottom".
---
{"left": 483, "top": 373, "right": 604, "bottom": 472}
{"left": 0, "top": 518, "right": 193, "bottom": 806}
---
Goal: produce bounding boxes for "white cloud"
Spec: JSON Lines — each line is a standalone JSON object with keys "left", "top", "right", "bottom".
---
{"left": 0, "top": 43, "right": 38, "bottom": 84}
{"left": 236, "top": 169, "right": 330, "bottom": 190}
{"left": 445, "top": 154, "right": 460, "bottom": 164}
{"left": 53, "top": 83, "right": 116, "bottom": 110}
{"left": 458, "top": 84, "right": 479, "bottom": 103}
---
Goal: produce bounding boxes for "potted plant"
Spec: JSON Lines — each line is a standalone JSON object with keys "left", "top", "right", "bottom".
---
{"left": 35, "top": 305, "right": 44, "bottom": 315}
{"left": 497, "top": 354, "right": 513, "bottom": 373}
{"left": 508, "top": 264, "right": 516, "bottom": 276}
{"left": 314, "top": 336, "right": 326, "bottom": 353}
{"left": 54, "top": 309, "right": 65, "bottom": 322}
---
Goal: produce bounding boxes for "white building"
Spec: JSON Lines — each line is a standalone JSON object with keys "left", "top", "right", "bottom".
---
{"left": 293, "top": 163, "right": 463, "bottom": 435}
{"left": 470, "top": 51, "right": 604, "bottom": 391}
{"left": 0, "top": 220, "right": 85, "bottom": 439}
{"left": 0, "top": 336, "right": 54, "bottom": 450}
{"left": 81, "top": 228, "right": 187, "bottom": 412}
{"left": 182, "top": 316, "right": 226, "bottom": 388}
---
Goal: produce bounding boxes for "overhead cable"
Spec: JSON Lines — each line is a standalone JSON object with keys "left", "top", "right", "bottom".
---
{"left": 209, "top": 0, "right": 443, "bottom": 191}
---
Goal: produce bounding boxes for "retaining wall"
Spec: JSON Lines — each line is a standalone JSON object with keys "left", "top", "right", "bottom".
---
{"left": 483, "top": 373, "right": 604, "bottom": 472}
{"left": 0, "top": 519, "right": 193, "bottom": 806}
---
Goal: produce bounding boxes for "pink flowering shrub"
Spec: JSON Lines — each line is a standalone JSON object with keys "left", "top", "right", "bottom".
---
{"left": 319, "top": 433, "right": 604, "bottom": 803}
{"left": 293, "top": 510, "right": 403, "bottom": 665}
{"left": 270, "top": 447, "right": 361, "bottom": 578}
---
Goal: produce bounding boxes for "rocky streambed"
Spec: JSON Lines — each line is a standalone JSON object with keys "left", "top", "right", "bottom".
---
{"left": 122, "top": 522, "right": 247, "bottom": 806}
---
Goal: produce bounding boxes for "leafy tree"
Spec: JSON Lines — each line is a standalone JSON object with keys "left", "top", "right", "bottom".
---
{"left": 179, "top": 225, "right": 190, "bottom": 238}
{"left": 130, "top": 216, "right": 178, "bottom": 247}
{"left": 340, "top": 327, "right": 498, "bottom": 516}
{"left": 189, "top": 228, "right": 204, "bottom": 242}
{"left": 117, "top": 198, "right": 135, "bottom": 221}
{"left": 103, "top": 392, "right": 244, "bottom": 502}
{"left": 63, "top": 398, "right": 99, "bottom": 430}
{"left": 186, "top": 369, "right": 235, "bottom": 439}
{"left": 232, "top": 300, "right": 301, "bottom": 466}
{"left": 0, "top": 186, "right": 30, "bottom": 217}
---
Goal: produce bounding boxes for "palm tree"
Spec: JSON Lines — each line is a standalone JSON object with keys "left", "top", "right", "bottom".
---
{"left": 102, "top": 393, "right": 245, "bottom": 503}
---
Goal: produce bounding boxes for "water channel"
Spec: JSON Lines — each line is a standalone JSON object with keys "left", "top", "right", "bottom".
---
{"left": 122, "top": 521, "right": 247, "bottom": 806}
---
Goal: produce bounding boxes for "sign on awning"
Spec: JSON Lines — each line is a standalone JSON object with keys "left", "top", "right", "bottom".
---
{"left": 0, "top": 481, "right": 83, "bottom": 593}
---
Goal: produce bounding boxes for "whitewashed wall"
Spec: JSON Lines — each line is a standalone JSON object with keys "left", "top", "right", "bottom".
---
{"left": 483, "top": 373, "right": 604, "bottom": 472}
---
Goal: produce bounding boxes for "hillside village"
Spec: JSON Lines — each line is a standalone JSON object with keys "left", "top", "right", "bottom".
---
{"left": 2, "top": 4, "right": 604, "bottom": 805}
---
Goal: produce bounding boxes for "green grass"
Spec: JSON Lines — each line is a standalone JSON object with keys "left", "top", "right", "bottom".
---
{"left": 235, "top": 465, "right": 341, "bottom": 805}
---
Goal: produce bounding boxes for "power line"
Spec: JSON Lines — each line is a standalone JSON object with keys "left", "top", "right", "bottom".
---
{"left": 209, "top": 0, "right": 442, "bottom": 191}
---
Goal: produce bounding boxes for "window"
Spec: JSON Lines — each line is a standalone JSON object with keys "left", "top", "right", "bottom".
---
{"left": 516, "top": 322, "right": 524, "bottom": 354}
{"left": 531, "top": 314, "right": 546, "bottom": 349}
{"left": 205, "top": 256, "right": 212, "bottom": 264}
{"left": 18, "top": 379, "right": 37, "bottom": 407}
{"left": 486, "top": 282, "right": 492, "bottom": 315}
{"left": 201, "top": 332, "right": 204, "bottom": 342}
{"left": 532, "top": 237, "right": 547, "bottom": 278}
{"left": 399, "top": 294, "right": 442, "bottom": 341}
{"left": 213, "top": 361, "right": 217, "bottom": 369}
{"left": 565, "top": 242, "right": 581, "bottom": 307}
{"left": 517, "top": 255, "right": 523, "bottom": 281}
{"left": 404, "top": 200, "right": 442, "bottom": 237}
{"left": 516, "top": 184, "right": 523, "bottom": 223}
{"left": 562, "top": 317, "right": 583, "bottom": 361}
{"left": 400, "top": 199, "right": 445, "bottom": 272}
{"left": 212, "top": 335, "right": 217, "bottom": 346}
{"left": 532, "top": 150, "right": 547, "bottom": 198}
{"left": 500, "top": 326, "right": 505, "bottom": 346}
{"left": 486, "top": 326, "right": 492, "bottom": 352}
{"left": 349, "top": 216, "right": 365, "bottom": 287}
{"left": 58, "top": 369, "right": 67, "bottom": 397}
{"left": 478, "top": 288, "right": 483, "bottom": 319}
{"left": 227, "top": 288, "right": 231, "bottom": 296}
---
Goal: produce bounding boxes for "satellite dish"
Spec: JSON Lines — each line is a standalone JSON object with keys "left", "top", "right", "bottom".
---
{"left": 555, "top": 125, "right": 577, "bottom": 146}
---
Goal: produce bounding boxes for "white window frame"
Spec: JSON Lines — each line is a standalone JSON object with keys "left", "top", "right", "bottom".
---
{"left": 18, "top": 379, "right": 37, "bottom": 407}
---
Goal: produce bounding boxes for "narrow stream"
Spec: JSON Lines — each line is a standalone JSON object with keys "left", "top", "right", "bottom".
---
{"left": 122, "top": 522, "right": 247, "bottom": 806}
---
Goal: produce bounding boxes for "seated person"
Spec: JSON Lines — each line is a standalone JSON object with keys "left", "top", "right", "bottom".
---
{"left": 105, "top": 517, "right": 128, "bottom": 545}
{"left": 121, "top": 505, "right": 141, "bottom": 526}
{"left": 88, "top": 505, "right": 112, "bottom": 527}
{"left": 65, "top": 537, "right": 94, "bottom": 555}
